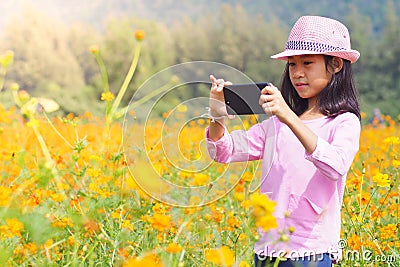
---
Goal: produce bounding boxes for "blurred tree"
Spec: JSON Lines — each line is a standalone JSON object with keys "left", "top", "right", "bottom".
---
{"left": 68, "top": 24, "right": 102, "bottom": 87}
{"left": 101, "top": 17, "right": 175, "bottom": 107}
{"left": 362, "top": 0, "right": 400, "bottom": 118}
{"left": 345, "top": 5, "right": 375, "bottom": 116}
{"left": 172, "top": 14, "right": 218, "bottom": 63}
{"left": 171, "top": 4, "right": 288, "bottom": 85}
{"left": 0, "top": 6, "right": 96, "bottom": 115}
{"left": 0, "top": 6, "right": 85, "bottom": 92}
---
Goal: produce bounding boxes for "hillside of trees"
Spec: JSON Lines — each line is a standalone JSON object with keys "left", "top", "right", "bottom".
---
{"left": 0, "top": 1, "right": 399, "bottom": 119}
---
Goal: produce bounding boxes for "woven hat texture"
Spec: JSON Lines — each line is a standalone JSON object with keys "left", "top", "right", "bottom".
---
{"left": 271, "top": 16, "right": 360, "bottom": 63}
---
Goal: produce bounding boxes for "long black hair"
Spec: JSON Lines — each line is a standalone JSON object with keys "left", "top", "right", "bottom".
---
{"left": 280, "top": 55, "right": 360, "bottom": 120}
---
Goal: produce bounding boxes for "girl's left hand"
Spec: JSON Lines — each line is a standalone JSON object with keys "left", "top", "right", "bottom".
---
{"left": 259, "top": 84, "right": 295, "bottom": 124}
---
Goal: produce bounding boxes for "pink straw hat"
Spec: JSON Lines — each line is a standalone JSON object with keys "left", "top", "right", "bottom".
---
{"left": 271, "top": 16, "right": 360, "bottom": 63}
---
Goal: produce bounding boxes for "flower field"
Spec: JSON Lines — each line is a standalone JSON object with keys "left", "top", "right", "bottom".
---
{"left": 0, "top": 102, "right": 398, "bottom": 266}
{"left": 0, "top": 35, "right": 399, "bottom": 266}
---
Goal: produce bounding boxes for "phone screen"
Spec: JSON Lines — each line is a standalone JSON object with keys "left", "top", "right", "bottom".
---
{"left": 223, "top": 83, "right": 270, "bottom": 115}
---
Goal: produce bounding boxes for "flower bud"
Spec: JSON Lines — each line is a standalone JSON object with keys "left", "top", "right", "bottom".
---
{"left": 89, "top": 45, "right": 99, "bottom": 55}
{"left": 135, "top": 30, "right": 145, "bottom": 41}
{"left": 11, "top": 83, "right": 19, "bottom": 91}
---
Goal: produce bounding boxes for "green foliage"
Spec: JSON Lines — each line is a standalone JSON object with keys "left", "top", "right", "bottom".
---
{"left": 0, "top": 1, "right": 399, "bottom": 118}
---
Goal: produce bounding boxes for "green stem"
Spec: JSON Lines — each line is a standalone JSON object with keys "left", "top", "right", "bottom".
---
{"left": 43, "top": 111, "right": 74, "bottom": 149}
{"left": 32, "top": 123, "right": 54, "bottom": 168}
{"left": 94, "top": 52, "right": 110, "bottom": 93}
{"left": 109, "top": 43, "right": 141, "bottom": 122}
{"left": 129, "top": 82, "right": 171, "bottom": 110}
{"left": 94, "top": 52, "right": 113, "bottom": 118}
{"left": 0, "top": 67, "right": 6, "bottom": 92}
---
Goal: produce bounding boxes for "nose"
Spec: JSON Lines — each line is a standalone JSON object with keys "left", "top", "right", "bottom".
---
{"left": 291, "top": 65, "right": 304, "bottom": 78}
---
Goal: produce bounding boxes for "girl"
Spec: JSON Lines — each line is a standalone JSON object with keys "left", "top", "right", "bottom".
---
{"left": 206, "top": 16, "right": 361, "bottom": 267}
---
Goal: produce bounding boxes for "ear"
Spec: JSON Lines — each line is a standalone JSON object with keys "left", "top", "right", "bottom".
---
{"left": 331, "top": 57, "right": 343, "bottom": 74}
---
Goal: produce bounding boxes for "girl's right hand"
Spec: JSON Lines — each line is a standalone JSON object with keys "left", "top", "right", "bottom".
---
{"left": 209, "top": 74, "right": 232, "bottom": 118}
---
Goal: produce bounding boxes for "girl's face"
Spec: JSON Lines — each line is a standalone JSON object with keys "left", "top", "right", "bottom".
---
{"left": 288, "top": 54, "right": 332, "bottom": 102}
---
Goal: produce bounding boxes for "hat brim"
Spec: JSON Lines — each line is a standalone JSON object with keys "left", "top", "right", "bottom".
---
{"left": 271, "top": 49, "right": 360, "bottom": 64}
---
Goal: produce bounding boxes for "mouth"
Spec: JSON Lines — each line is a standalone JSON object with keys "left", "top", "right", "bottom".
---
{"left": 295, "top": 82, "right": 308, "bottom": 89}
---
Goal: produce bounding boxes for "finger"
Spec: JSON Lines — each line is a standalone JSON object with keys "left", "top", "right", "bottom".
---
{"left": 224, "top": 81, "right": 233, "bottom": 86}
{"left": 262, "top": 103, "right": 273, "bottom": 116}
{"left": 210, "top": 75, "right": 222, "bottom": 92}
{"left": 259, "top": 94, "right": 274, "bottom": 105}
{"left": 261, "top": 83, "right": 278, "bottom": 95}
{"left": 216, "top": 79, "right": 225, "bottom": 92}
{"left": 210, "top": 75, "right": 219, "bottom": 84}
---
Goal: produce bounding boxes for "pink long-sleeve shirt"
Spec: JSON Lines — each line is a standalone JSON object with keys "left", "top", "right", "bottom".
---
{"left": 206, "top": 112, "right": 360, "bottom": 260}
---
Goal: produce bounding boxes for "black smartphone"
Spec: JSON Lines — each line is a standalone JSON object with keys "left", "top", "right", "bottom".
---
{"left": 223, "top": 82, "right": 271, "bottom": 115}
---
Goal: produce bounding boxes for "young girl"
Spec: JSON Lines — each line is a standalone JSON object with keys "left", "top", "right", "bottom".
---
{"left": 206, "top": 16, "right": 361, "bottom": 267}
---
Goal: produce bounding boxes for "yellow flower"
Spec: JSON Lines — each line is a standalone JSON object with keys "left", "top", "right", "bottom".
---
{"left": 26, "top": 118, "right": 39, "bottom": 128}
{"left": 123, "top": 253, "right": 164, "bottom": 267}
{"left": 393, "top": 159, "right": 400, "bottom": 168}
{"left": 166, "top": 243, "right": 183, "bottom": 254}
{"left": 135, "top": 30, "right": 145, "bottom": 41}
{"left": 205, "top": 246, "right": 235, "bottom": 267}
{"left": 11, "top": 83, "right": 19, "bottom": 91}
{"left": 177, "top": 104, "right": 187, "bottom": 113}
{"left": 191, "top": 173, "right": 210, "bottom": 186}
{"left": 239, "top": 260, "right": 251, "bottom": 267}
{"left": 250, "top": 192, "right": 277, "bottom": 232}
{"left": 86, "top": 168, "right": 101, "bottom": 177}
{"left": 0, "top": 186, "right": 12, "bottom": 206}
{"left": 383, "top": 136, "right": 400, "bottom": 145}
{"left": 372, "top": 172, "right": 391, "bottom": 187}
{"left": 101, "top": 92, "right": 115, "bottom": 102}
{"left": 0, "top": 50, "right": 14, "bottom": 68}
{"left": 122, "top": 220, "right": 135, "bottom": 231}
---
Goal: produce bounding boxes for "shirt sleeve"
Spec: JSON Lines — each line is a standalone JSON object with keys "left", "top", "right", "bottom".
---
{"left": 205, "top": 119, "right": 272, "bottom": 163}
{"left": 305, "top": 113, "right": 361, "bottom": 181}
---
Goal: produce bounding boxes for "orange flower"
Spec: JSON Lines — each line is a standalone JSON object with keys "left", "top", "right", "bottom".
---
{"left": 227, "top": 214, "right": 241, "bottom": 230}
{"left": 149, "top": 213, "right": 171, "bottom": 232}
{"left": 135, "top": 30, "right": 145, "bottom": 41}
{"left": 347, "top": 234, "right": 361, "bottom": 251}
{"left": 166, "top": 243, "right": 182, "bottom": 254}
{"left": 205, "top": 246, "right": 235, "bottom": 267}
{"left": 379, "top": 224, "right": 397, "bottom": 240}
{"left": 89, "top": 45, "right": 99, "bottom": 55}
{"left": 0, "top": 218, "right": 24, "bottom": 238}
{"left": 84, "top": 219, "right": 100, "bottom": 234}
{"left": 52, "top": 217, "right": 73, "bottom": 228}
{"left": 123, "top": 253, "right": 164, "bottom": 267}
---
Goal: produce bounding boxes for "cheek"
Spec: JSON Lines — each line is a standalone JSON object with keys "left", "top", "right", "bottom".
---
{"left": 312, "top": 77, "right": 331, "bottom": 89}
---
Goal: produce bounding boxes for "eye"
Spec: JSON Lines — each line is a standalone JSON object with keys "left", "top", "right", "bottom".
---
{"left": 288, "top": 62, "right": 295, "bottom": 67}
{"left": 304, "top": 61, "right": 313, "bottom": 65}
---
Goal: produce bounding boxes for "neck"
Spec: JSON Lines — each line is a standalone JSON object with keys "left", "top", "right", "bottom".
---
{"left": 300, "top": 98, "right": 324, "bottom": 119}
